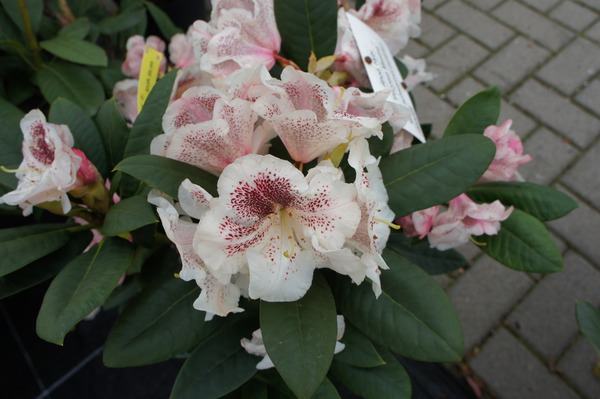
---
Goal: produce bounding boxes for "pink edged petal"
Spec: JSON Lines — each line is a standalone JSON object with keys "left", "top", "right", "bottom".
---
{"left": 221, "top": 65, "right": 272, "bottom": 102}
{"left": 193, "top": 272, "right": 243, "bottom": 320}
{"left": 480, "top": 119, "right": 531, "bottom": 182}
{"left": 178, "top": 178, "right": 213, "bottom": 220}
{"left": 171, "top": 66, "right": 213, "bottom": 101}
{"left": 113, "top": 79, "right": 139, "bottom": 125}
{"left": 162, "top": 86, "right": 225, "bottom": 133}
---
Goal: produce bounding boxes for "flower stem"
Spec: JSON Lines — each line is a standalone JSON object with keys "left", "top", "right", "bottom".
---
{"left": 17, "top": 0, "right": 42, "bottom": 70}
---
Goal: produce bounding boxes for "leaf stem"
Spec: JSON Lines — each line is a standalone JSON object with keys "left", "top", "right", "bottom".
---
{"left": 17, "top": 0, "right": 42, "bottom": 70}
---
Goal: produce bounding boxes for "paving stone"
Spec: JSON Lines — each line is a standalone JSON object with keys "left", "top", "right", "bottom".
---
{"left": 510, "top": 79, "right": 599, "bottom": 148}
{"left": 537, "top": 38, "right": 600, "bottom": 95}
{"left": 548, "top": 185, "right": 600, "bottom": 262}
{"left": 550, "top": 0, "right": 598, "bottom": 31}
{"left": 586, "top": 20, "right": 600, "bottom": 42}
{"left": 433, "top": 274, "right": 453, "bottom": 289}
{"left": 558, "top": 335, "right": 600, "bottom": 399}
{"left": 402, "top": 39, "right": 430, "bottom": 59}
{"left": 575, "top": 79, "right": 600, "bottom": 114}
{"left": 562, "top": 141, "right": 600, "bottom": 209}
{"left": 455, "top": 241, "right": 482, "bottom": 262}
{"left": 445, "top": 75, "right": 487, "bottom": 105}
{"left": 419, "top": 12, "right": 456, "bottom": 49}
{"left": 577, "top": 0, "right": 600, "bottom": 12}
{"left": 474, "top": 36, "right": 550, "bottom": 92}
{"left": 463, "top": 0, "right": 504, "bottom": 11}
{"left": 422, "top": 0, "right": 448, "bottom": 11}
{"left": 436, "top": 0, "right": 513, "bottom": 49}
{"left": 426, "top": 35, "right": 489, "bottom": 91}
{"left": 411, "top": 84, "right": 456, "bottom": 138}
{"left": 470, "top": 328, "right": 580, "bottom": 399}
{"left": 506, "top": 251, "right": 600, "bottom": 361}
{"left": 448, "top": 255, "right": 533, "bottom": 351}
{"left": 520, "top": 0, "right": 562, "bottom": 12}
{"left": 493, "top": 1, "right": 573, "bottom": 51}
{"left": 519, "top": 127, "right": 578, "bottom": 185}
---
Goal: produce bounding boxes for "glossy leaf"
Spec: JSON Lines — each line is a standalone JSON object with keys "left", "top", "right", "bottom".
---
{"left": 97, "top": 7, "right": 146, "bottom": 35}
{"left": 444, "top": 86, "right": 501, "bottom": 137}
{"left": 334, "top": 322, "right": 385, "bottom": 368}
{"left": 1, "top": 0, "right": 43, "bottom": 34}
{"left": 466, "top": 182, "right": 578, "bottom": 221}
{"left": 274, "top": 0, "right": 338, "bottom": 70}
{"left": 0, "top": 224, "right": 71, "bottom": 277}
{"left": 0, "top": 97, "right": 24, "bottom": 189}
{"left": 368, "top": 122, "right": 394, "bottom": 158}
{"left": 40, "top": 37, "right": 107, "bottom": 66}
{"left": 114, "top": 155, "right": 218, "bottom": 198}
{"left": 104, "top": 276, "right": 222, "bottom": 367}
{"left": 380, "top": 134, "right": 495, "bottom": 217}
{"left": 36, "top": 237, "right": 133, "bottom": 345}
{"left": 312, "top": 378, "right": 341, "bottom": 399}
{"left": 57, "top": 18, "right": 92, "bottom": 39}
{"left": 333, "top": 251, "right": 464, "bottom": 362}
{"left": 37, "top": 62, "right": 104, "bottom": 116}
{"left": 102, "top": 195, "right": 158, "bottom": 236}
{"left": 479, "top": 209, "right": 562, "bottom": 273}
{"left": 260, "top": 273, "right": 337, "bottom": 399}
{"left": 96, "top": 98, "right": 130, "bottom": 170}
{"left": 170, "top": 318, "right": 258, "bottom": 399}
{"left": 0, "top": 231, "right": 92, "bottom": 299}
{"left": 576, "top": 301, "right": 600, "bottom": 356}
{"left": 49, "top": 97, "right": 108, "bottom": 175}
{"left": 144, "top": 1, "right": 182, "bottom": 39}
{"left": 385, "top": 234, "right": 467, "bottom": 275}
{"left": 124, "top": 69, "right": 178, "bottom": 157}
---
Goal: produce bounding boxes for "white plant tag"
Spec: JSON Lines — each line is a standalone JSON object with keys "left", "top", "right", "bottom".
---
{"left": 345, "top": 12, "right": 425, "bottom": 143}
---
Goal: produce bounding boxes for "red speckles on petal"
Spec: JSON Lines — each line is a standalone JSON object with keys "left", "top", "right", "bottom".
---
{"left": 230, "top": 173, "right": 298, "bottom": 219}
{"left": 28, "top": 122, "right": 55, "bottom": 165}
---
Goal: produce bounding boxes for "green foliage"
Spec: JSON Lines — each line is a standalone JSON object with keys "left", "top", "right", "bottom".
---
{"left": 96, "top": 98, "right": 130, "bottom": 170}
{"left": 144, "top": 1, "right": 183, "bottom": 39}
{"left": 261, "top": 273, "right": 338, "bottom": 399}
{"left": 97, "top": 6, "right": 147, "bottom": 35}
{"left": 1, "top": 0, "right": 43, "bottom": 34}
{"left": 40, "top": 37, "right": 108, "bottom": 66}
{"left": 102, "top": 195, "right": 158, "bottom": 236}
{"left": 274, "top": 0, "right": 338, "bottom": 70}
{"left": 0, "top": 97, "right": 24, "bottom": 189}
{"left": 479, "top": 209, "right": 563, "bottom": 273}
{"left": 381, "top": 134, "right": 496, "bottom": 217}
{"left": 334, "top": 322, "right": 385, "bottom": 368}
{"left": 444, "top": 86, "right": 501, "bottom": 136}
{"left": 576, "top": 301, "right": 600, "bottom": 356}
{"left": 37, "top": 237, "right": 134, "bottom": 345}
{"left": 368, "top": 122, "right": 394, "bottom": 158}
{"left": 467, "top": 182, "right": 578, "bottom": 221}
{"left": 386, "top": 235, "right": 467, "bottom": 275}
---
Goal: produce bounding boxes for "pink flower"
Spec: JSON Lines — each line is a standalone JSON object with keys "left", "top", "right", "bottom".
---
{"left": 168, "top": 27, "right": 198, "bottom": 69}
{"left": 480, "top": 119, "right": 532, "bottom": 183}
{"left": 398, "top": 206, "right": 439, "bottom": 239}
{"left": 0, "top": 110, "right": 82, "bottom": 215}
{"left": 121, "top": 35, "right": 167, "bottom": 78}
{"left": 428, "top": 194, "right": 513, "bottom": 250}
{"left": 113, "top": 79, "right": 139, "bottom": 125}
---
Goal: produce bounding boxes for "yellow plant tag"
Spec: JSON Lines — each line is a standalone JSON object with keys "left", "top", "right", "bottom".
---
{"left": 137, "top": 46, "right": 164, "bottom": 113}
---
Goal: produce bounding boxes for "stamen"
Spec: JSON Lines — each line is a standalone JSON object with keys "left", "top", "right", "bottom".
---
{"left": 469, "top": 236, "right": 487, "bottom": 246}
{"left": 374, "top": 217, "right": 401, "bottom": 230}
{"left": 280, "top": 209, "right": 296, "bottom": 258}
{"left": 332, "top": 86, "right": 346, "bottom": 110}
{"left": 174, "top": 273, "right": 180, "bottom": 278}
{"left": 1, "top": 165, "right": 34, "bottom": 173}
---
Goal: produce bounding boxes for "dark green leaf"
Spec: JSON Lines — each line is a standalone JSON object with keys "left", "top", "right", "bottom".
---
{"left": 466, "top": 182, "right": 578, "bottom": 221}
{"left": 40, "top": 37, "right": 107, "bottom": 66}
{"left": 312, "top": 378, "right": 340, "bottom": 399}
{"left": 97, "top": 7, "right": 146, "bottom": 35}
{"left": 104, "top": 276, "right": 222, "bottom": 367}
{"left": 444, "top": 86, "right": 501, "bottom": 137}
{"left": 478, "top": 209, "right": 563, "bottom": 273}
{"left": 329, "top": 354, "right": 411, "bottom": 399}
{"left": 97, "top": 59, "right": 127, "bottom": 94}
{"left": 57, "top": 18, "right": 92, "bottom": 39}
{"left": 274, "top": 0, "right": 338, "bottom": 70}
{"left": 37, "top": 62, "right": 105, "bottom": 116}
{"left": 1, "top": 0, "right": 43, "bottom": 34}
{"left": 261, "top": 273, "right": 337, "bottom": 399}
{"left": 114, "top": 155, "right": 218, "bottom": 198}
{"left": 96, "top": 98, "right": 130, "bottom": 170}
{"left": 0, "top": 231, "right": 92, "bottom": 299}
{"left": 170, "top": 318, "right": 258, "bottom": 399}
{"left": 380, "top": 134, "right": 495, "bottom": 217}
{"left": 335, "top": 322, "right": 385, "bottom": 368}
{"left": 385, "top": 235, "right": 467, "bottom": 275}
{"left": 368, "top": 122, "right": 394, "bottom": 158}
{"left": 0, "top": 223, "right": 71, "bottom": 277}
{"left": 0, "top": 97, "right": 24, "bottom": 189}
{"left": 144, "top": 1, "right": 182, "bottom": 39}
{"left": 333, "top": 251, "right": 464, "bottom": 362}
{"left": 36, "top": 237, "right": 134, "bottom": 345}
{"left": 124, "top": 69, "right": 178, "bottom": 157}
{"left": 102, "top": 195, "right": 158, "bottom": 236}
{"left": 0, "top": 8, "right": 22, "bottom": 40}
{"left": 49, "top": 97, "right": 108, "bottom": 175}
{"left": 68, "top": 0, "right": 97, "bottom": 17}
{"left": 103, "top": 277, "right": 143, "bottom": 310}
{"left": 576, "top": 301, "right": 600, "bottom": 356}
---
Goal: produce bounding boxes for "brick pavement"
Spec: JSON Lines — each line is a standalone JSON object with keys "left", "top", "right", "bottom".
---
{"left": 409, "top": 1, "right": 600, "bottom": 397}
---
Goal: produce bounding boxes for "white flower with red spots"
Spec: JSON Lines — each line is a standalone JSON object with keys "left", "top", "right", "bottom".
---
{"left": 193, "top": 154, "right": 361, "bottom": 302}
{"left": 0, "top": 110, "right": 82, "bottom": 215}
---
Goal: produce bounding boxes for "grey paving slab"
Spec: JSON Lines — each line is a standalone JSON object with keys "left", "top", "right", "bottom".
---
{"left": 402, "top": 39, "right": 430, "bottom": 59}
{"left": 562, "top": 141, "right": 600, "bottom": 209}
{"left": 510, "top": 79, "right": 599, "bottom": 148}
{"left": 519, "top": 127, "right": 579, "bottom": 185}
{"left": 433, "top": 274, "right": 453, "bottom": 289}
{"left": 411, "top": 84, "right": 456, "bottom": 138}
{"left": 470, "top": 328, "right": 581, "bottom": 399}
{"left": 455, "top": 241, "right": 482, "bottom": 262}
{"left": 577, "top": 0, "right": 600, "bottom": 12}
{"left": 505, "top": 251, "right": 600, "bottom": 360}
{"left": 493, "top": 1, "right": 574, "bottom": 51}
{"left": 550, "top": 0, "right": 599, "bottom": 31}
{"left": 558, "top": 335, "right": 600, "bottom": 399}
{"left": 462, "top": 0, "right": 504, "bottom": 11}
{"left": 548, "top": 185, "right": 600, "bottom": 262}
{"left": 426, "top": 35, "right": 489, "bottom": 91}
{"left": 447, "top": 255, "right": 533, "bottom": 351}
{"left": 537, "top": 37, "right": 600, "bottom": 95}
{"left": 575, "top": 79, "right": 600, "bottom": 114}
{"left": 436, "top": 0, "right": 514, "bottom": 49}
{"left": 519, "top": 0, "right": 562, "bottom": 12}
{"left": 474, "top": 36, "right": 550, "bottom": 92}
{"left": 586, "top": 20, "right": 600, "bottom": 42}
{"left": 419, "top": 12, "right": 457, "bottom": 49}
{"left": 422, "top": 0, "right": 448, "bottom": 11}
